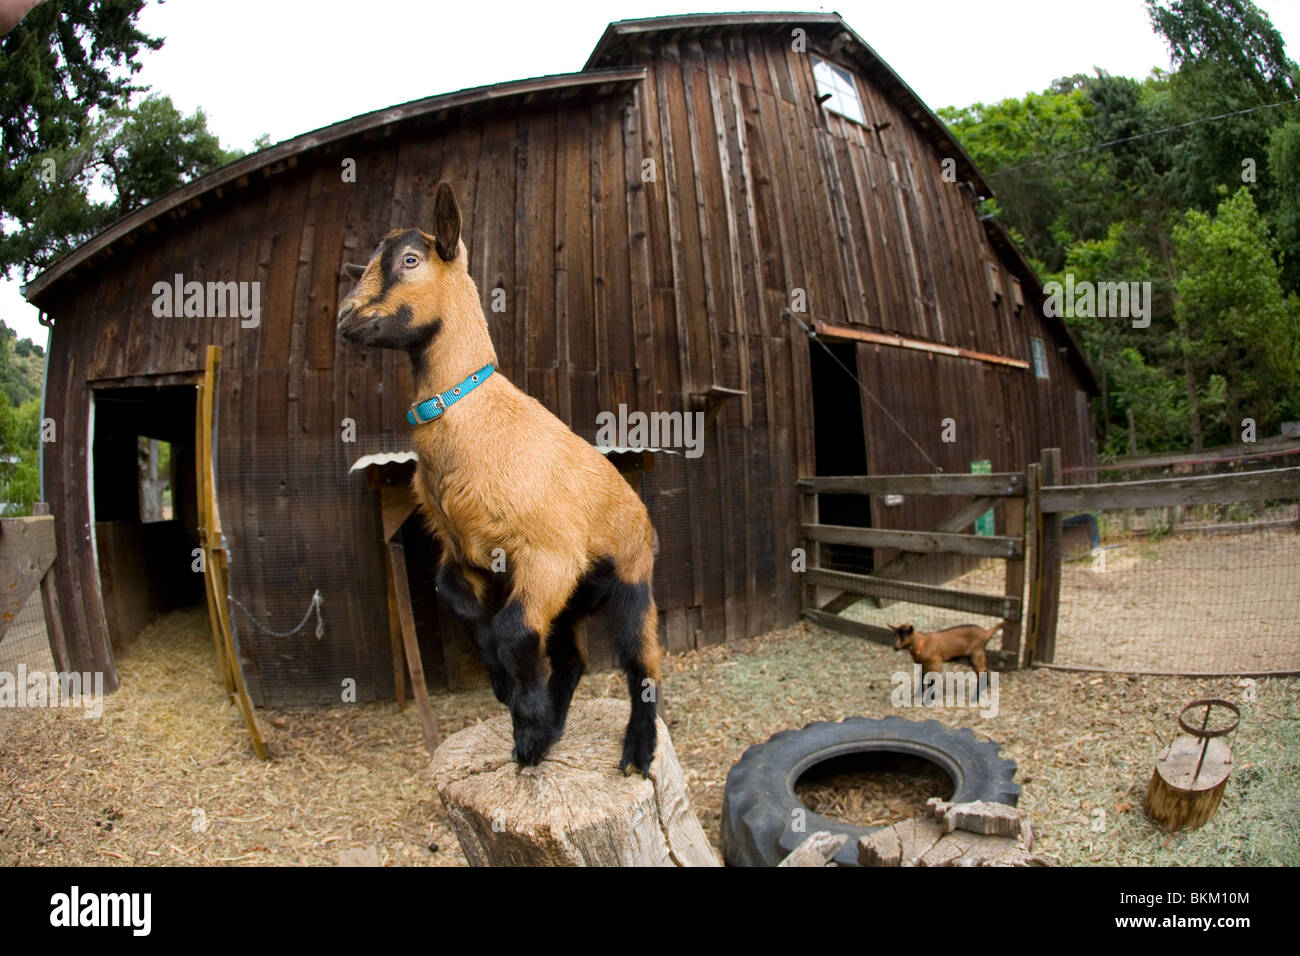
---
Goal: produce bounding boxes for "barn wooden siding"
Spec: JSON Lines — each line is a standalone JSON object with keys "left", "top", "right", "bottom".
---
{"left": 34, "top": 16, "right": 1096, "bottom": 703}
{"left": 605, "top": 25, "right": 1096, "bottom": 589}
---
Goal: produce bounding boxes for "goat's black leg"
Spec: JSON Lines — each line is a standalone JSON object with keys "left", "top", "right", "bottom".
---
{"left": 545, "top": 612, "right": 585, "bottom": 734}
{"left": 493, "top": 600, "right": 557, "bottom": 766}
{"left": 609, "top": 578, "right": 659, "bottom": 776}
{"left": 437, "top": 563, "right": 511, "bottom": 704}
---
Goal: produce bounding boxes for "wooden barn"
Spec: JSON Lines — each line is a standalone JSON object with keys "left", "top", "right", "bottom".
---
{"left": 24, "top": 12, "right": 1097, "bottom": 705}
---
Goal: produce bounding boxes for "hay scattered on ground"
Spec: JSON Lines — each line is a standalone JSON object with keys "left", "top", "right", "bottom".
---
{"left": 794, "top": 753, "right": 953, "bottom": 828}
{"left": 2, "top": 608, "right": 1296, "bottom": 865}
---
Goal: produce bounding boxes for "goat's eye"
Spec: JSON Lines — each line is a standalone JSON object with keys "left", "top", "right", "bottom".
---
{"left": 402, "top": 254, "right": 419, "bottom": 268}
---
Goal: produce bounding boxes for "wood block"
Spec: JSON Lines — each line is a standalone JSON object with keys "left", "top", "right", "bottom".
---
{"left": 927, "top": 798, "right": 1027, "bottom": 838}
{"left": 431, "top": 699, "right": 718, "bottom": 867}
{"left": 858, "top": 816, "right": 945, "bottom": 867}
{"left": 779, "top": 831, "right": 849, "bottom": 867}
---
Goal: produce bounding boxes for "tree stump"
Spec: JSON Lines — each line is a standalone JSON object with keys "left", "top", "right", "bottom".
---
{"left": 1145, "top": 699, "right": 1237, "bottom": 832}
{"left": 1145, "top": 735, "right": 1231, "bottom": 831}
{"left": 430, "top": 698, "right": 719, "bottom": 866}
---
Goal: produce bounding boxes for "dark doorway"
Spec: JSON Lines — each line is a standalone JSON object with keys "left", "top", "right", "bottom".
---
{"left": 809, "top": 341, "right": 873, "bottom": 574}
{"left": 92, "top": 384, "right": 205, "bottom": 653}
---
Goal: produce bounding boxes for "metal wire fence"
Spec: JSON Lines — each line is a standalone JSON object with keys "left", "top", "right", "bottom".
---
{"left": 1048, "top": 450, "right": 1300, "bottom": 675}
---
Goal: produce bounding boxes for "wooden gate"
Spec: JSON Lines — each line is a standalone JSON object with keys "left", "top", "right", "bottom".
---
{"left": 798, "top": 471, "right": 1030, "bottom": 668}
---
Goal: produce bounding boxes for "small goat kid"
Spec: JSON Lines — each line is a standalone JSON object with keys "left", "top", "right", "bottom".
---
{"left": 890, "top": 621, "right": 1006, "bottom": 680}
{"left": 336, "top": 182, "right": 661, "bottom": 775}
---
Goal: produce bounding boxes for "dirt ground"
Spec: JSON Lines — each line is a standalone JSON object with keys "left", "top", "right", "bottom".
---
{"left": 2, "top": 606, "right": 1296, "bottom": 866}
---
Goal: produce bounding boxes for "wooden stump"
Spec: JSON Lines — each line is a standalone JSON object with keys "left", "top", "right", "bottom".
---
{"left": 1145, "top": 734, "right": 1231, "bottom": 831}
{"left": 430, "top": 698, "right": 719, "bottom": 866}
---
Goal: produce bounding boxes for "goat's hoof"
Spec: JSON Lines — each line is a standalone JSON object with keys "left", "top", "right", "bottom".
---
{"left": 511, "top": 723, "right": 555, "bottom": 767}
{"left": 619, "top": 757, "right": 651, "bottom": 778}
{"left": 619, "top": 728, "right": 655, "bottom": 778}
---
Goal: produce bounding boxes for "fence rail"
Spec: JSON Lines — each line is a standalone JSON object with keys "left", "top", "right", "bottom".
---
{"left": 1041, "top": 466, "right": 1300, "bottom": 513}
{"left": 797, "top": 473, "right": 1024, "bottom": 496}
{"left": 801, "top": 522, "right": 1022, "bottom": 559}
{"left": 798, "top": 446, "right": 1298, "bottom": 675}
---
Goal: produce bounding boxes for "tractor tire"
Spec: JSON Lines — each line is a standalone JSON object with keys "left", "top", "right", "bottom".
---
{"left": 721, "top": 716, "right": 1019, "bottom": 867}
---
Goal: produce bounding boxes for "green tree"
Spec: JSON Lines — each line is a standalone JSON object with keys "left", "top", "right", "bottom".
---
{"left": 1171, "top": 187, "right": 1300, "bottom": 447}
{"left": 1, "top": 2, "right": 249, "bottom": 281}
{"left": 1267, "top": 117, "right": 1300, "bottom": 293}
{"left": 1146, "top": 0, "right": 1296, "bottom": 100}
{"left": 0, "top": 0, "right": 161, "bottom": 276}
{"left": 939, "top": 87, "right": 1109, "bottom": 271}
{"left": 0, "top": 329, "right": 42, "bottom": 515}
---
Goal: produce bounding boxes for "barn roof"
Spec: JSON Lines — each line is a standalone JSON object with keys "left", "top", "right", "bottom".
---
{"left": 26, "top": 12, "right": 1088, "bottom": 385}
{"left": 21, "top": 68, "right": 646, "bottom": 305}
{"left": 585, "top": 12, "right": 992, "bottom": 196}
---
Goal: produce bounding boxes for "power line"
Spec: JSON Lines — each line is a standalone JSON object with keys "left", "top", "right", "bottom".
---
{"left": 985, "top": 96, "right": 1300, "bottom": 177}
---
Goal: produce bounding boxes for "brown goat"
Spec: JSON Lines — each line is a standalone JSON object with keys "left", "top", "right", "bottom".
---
{"left": 890, "top": 621, "right": 1005, "bottom": 679}
{"left": 336, "top": 182, "right": 661, "bottom": 774}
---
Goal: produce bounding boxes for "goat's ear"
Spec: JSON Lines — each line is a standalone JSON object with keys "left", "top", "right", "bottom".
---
{"left": 431, "top": 181, "right": 461, "bottom": 262}
{"left": 343, "top": 262, "right": 366, "bottom": 280}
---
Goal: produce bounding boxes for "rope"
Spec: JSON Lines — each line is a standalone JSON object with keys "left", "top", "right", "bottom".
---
{"left": 785, "top": 309, "right": 944, "bottom": 472}
{"left": 228, "top": 589, "right": 325, "bottom": 640}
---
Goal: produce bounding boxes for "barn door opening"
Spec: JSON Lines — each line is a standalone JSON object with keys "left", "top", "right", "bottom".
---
{"left": 90, "top": 383, "right": 204, "bottom": 652}
{"left": 809, "top": 340, "right": 873, "bottom": 574}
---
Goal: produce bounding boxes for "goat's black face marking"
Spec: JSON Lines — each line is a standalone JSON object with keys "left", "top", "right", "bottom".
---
{"left": 377, "top": 229, "right": 427, "bottom": 297}
{"left": 338, "top": 301, "right": 441, "bottom": 360}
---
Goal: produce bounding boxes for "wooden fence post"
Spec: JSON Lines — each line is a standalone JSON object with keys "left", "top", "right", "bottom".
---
{"left": 30, "top": 503, "right": 71, "bottom": 673}
{"left": 1001, "top": 478, "right": 1026, "bottom": 667}
{"left": 1023, "top": 464, "right": 1042, "bottom": 667}
{"left": 1033, "top": 448, "right": 1063, "bottom": 665}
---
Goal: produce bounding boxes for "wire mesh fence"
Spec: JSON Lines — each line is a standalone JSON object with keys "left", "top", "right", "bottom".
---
{"left": 1049, "top": 452, "right": 1300, "bottom": 674}
{"left": 0, "top": 589, "right": 55, "bottom": 675}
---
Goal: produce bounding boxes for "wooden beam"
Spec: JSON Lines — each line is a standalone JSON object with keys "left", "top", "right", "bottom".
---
{"left": 803, "top": 522, "right": 1021, "bottom": 559}
{"left": 1033, "top": 449, "right": 1063, "bottom": 666}
{"left": 805, "top": 568, "right": 1022, "bottom": 620}
{"left": 386, "top": 539, "right": 440, "bottom": 756}
{"left": 195, "top": 378, "right": 231, "bottom": 693}
{"left": 1000, "top": 494, "right": 1026, "bottom": 668}
{"left": 1100, "top": 436, "right": 1300, "bottom": 471}
{"left": 30, "top": 503, "right": 70, "bottom": 672}
{"left": 802, "top": 608, "right": 894, "bottom": 645}
{"left": 812, "top": 321, "right": 1031, "bottom": 370}
{"left": 199, "top": 345, "right": 265, "bottom": 758}
{"left": 382, "top": 542, "right": 407, "bottom": 711}
{"left": 1040, "top": 466, "right": 1300, "bottom": 513}
{"left": 0, "top": 515, "right": 58, "bottom": 640}
{"left": 379, "top": 484, "right": 418, "bottom": 543}
{"left": 1023, "top": 463, "right": 1043, "bottom": 667}
{"left": 798, "top": 473, "right": 1023, "bottom": 496}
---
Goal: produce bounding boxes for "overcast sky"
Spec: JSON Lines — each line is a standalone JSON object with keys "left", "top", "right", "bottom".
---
{"left": 5, "top": 0, "right": 1299, "bottom": 347}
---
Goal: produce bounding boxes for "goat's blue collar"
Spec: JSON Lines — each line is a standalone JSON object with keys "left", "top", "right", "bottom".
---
{"left": 407, "top": 363, "right": 495, "bottom": 426}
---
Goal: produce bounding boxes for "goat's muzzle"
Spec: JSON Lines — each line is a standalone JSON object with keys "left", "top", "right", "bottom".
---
{"left": 336, "top": 301, "right": 371, "bottom": 337}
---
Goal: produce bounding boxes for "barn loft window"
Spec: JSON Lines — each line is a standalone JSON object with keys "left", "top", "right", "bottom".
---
{"left": 985, "top": 261, "right": 1002, "bottom": 302}
{"left": 811, "top": 56, "right": 866, "bottom": 124}
{"left": 1030, "top": 337, "right": 1050, "bottom": 380}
